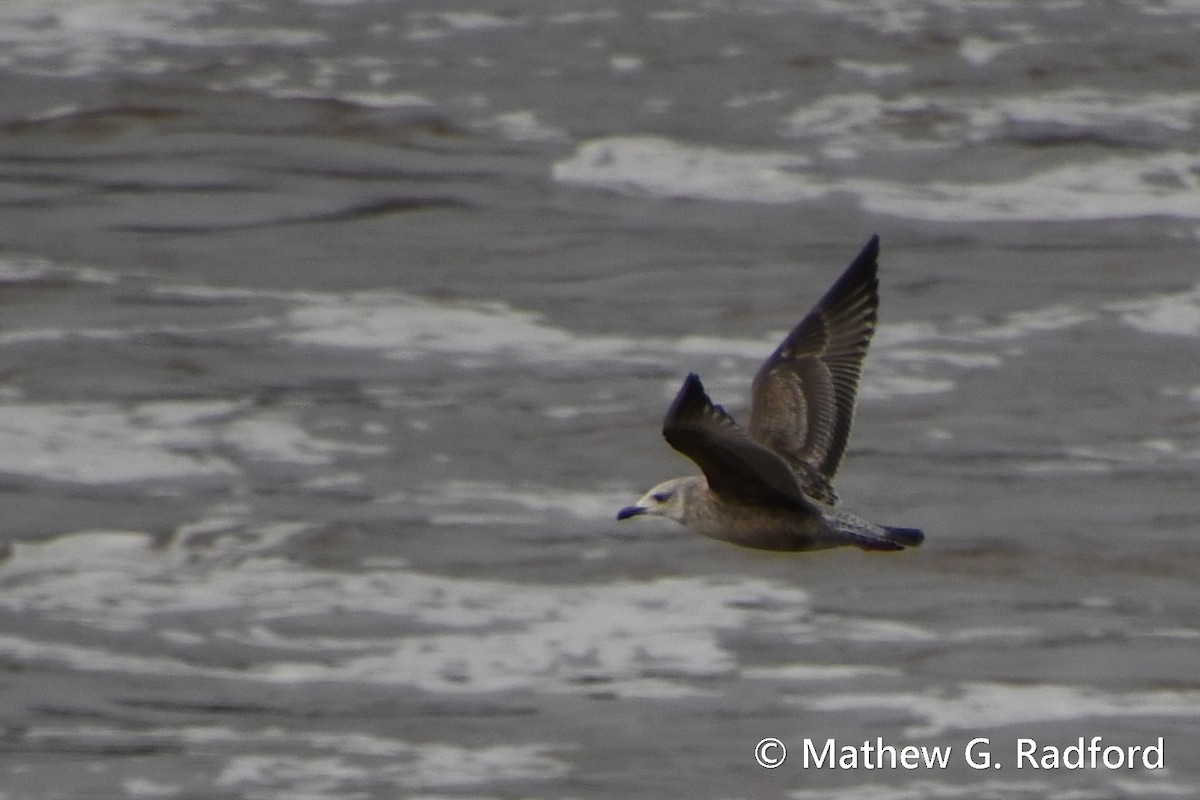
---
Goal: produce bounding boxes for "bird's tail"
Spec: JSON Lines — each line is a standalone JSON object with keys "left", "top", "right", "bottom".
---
{"left": 882, "top": 525, "right": 924, "bottom": 548}
{"left": 841, "top": 524, "right": 924, "bottom": 552}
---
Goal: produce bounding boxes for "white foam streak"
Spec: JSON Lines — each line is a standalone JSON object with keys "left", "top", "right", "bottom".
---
{"left": 800, "top": 680, "right": 1200, "bottom": 738}
{"left": 1109, "top": 282, "right": 1200, "bottom": 337}
{"left": 486, "top": 110, "right": 569, "bottom": 143}
{"left": 280, "top": 286, "right": 963, "bottom": 398}
{"left": 407, "top": 11, "right": 525, "bottom": 41}
{"left": 216, "top": 741, "right": 567, "bottom": 792}
{"left": 283, "top": 292, "right": 647, "bottom": 364}
{"left": 864, "top": 154, "right": 1200, "bottom": 222}
{"left": 554, "top": 136, "right": 816, "bottom": 204}
{"left": 0, "top": 400, "right": 380, "bottom": 484}
{"left": 0, "top": 402, "right": 241, "bottom": 484}
{"left": 556, "top": 135, "right": 1200, "bottom": 222}
{"left": 0, "top": 530, "right": 813, "bottom": 697}
{"left": 12, "top": 258, "right": 1172, "bottom": 413}
{"left": 255, "top": 573, "right": 809, "bottom": 696}
{"left": 789, "top": 781, "right": 1052, "bottom": 800}
{"left": 0, "top": 1, "right": 322, "bottom": 76}
{"left": 790, "top": 779, "right": 1199, "bottom": 800}
{"left": 969, "top": 89, "right": 1200, "bottom": 137}
{"left": 0, "top": 255, "right": 119, "bottom": 285}
{"left": 22, "top": 723, "right": 568, "bottom": 791}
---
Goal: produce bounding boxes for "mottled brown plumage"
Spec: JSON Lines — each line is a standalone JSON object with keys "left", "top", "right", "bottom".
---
{"left": 747, "top": 234, "right": 878, "bottom": 503}
{"left": 617, "top": 235, "right": 923, "bottom": 553}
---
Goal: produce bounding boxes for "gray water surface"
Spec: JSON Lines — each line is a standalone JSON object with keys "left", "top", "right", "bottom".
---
{"left": 1, "top": 1, "right": 1198, "bottom": 798}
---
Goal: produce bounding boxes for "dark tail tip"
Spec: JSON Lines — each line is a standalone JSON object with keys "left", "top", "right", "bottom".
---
{"left": 883, "top": 525, "right": 925, "bottom": 548}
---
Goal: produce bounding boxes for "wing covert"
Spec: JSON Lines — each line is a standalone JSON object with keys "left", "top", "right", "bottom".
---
{"left": 662, "top": 373, "right": 817, "bottom": 513}
{"left": 747, "top": 235, "right": 880, "bottom": 502}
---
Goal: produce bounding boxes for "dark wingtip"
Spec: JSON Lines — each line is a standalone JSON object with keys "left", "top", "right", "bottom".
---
{"left": 813, "top": 234, "right": 880, "bottom": 316}
{"left": 850, "top": 233, "right": 880, "bottom": 274}
{"left": 663, "top": 372, "right": 708, "bottom": 432}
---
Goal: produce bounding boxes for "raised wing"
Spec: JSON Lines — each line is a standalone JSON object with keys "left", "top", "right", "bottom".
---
{"left": 747, "top": 235, "right": 880, "bottom": 503}
{"left": 662, "top": 373, "right": 817, "bottom": 513}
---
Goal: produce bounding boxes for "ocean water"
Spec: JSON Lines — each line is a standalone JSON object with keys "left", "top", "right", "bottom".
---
{"left": 0, "top": 1, "right": 1198, "bottom": 798}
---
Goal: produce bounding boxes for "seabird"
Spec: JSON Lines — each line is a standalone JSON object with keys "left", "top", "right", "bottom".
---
{"left": 617, "top": 235, "right": 924, "bottom": 553}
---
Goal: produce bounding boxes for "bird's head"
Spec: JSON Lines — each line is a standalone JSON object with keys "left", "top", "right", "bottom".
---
{"left": 616, "top": 477, "right": 694, "bottom": 524}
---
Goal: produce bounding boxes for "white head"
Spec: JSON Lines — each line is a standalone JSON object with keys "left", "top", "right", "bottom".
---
{"left": 616, "top": 477, "right": 697, "bottom": 525}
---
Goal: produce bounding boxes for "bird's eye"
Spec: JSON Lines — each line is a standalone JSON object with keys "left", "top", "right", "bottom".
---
{"left": 652, "top": 491, "right": 672, "bottom": 503}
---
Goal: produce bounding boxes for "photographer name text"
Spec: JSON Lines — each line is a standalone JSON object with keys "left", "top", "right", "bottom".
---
{"left": 753, "top": 736, "right": 1164, "bottom": 771}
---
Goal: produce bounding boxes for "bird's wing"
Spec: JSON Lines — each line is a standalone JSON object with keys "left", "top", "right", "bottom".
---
{"left": 747, "top": 235, "right": 880, "bottom": 504}
{"left": 662, "top": 373, "right": 817, "bottom": 513}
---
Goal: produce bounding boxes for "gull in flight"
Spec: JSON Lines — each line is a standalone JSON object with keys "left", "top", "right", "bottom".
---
{"left": 617, "top": 235, "right": 924, "bottom": 553}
